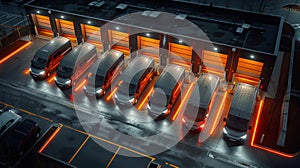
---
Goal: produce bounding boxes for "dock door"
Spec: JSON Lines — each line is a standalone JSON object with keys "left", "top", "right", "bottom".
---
{"left": 201, "top": 50, "right": 228, "bottom": 78}
{"left": 235, "top": 58, "right": 263, "bottom": 86}
{"left": 169, "top": 43, "right": 192, "bottom": 70}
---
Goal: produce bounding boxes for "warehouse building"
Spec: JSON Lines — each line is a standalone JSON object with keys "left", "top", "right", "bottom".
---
{"left": 24, "top": 0, "right": 284, "bottom": 91}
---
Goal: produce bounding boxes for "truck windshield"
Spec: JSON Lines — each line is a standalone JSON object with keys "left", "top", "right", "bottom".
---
{"left": 57, "top": 66, "right": 73, "bottom": 78}
{"left": 226, "top": 114, "right": 248, "bottom": 132}
{"left": 150, "top": 91, "right": 167, "bottom": 108}
{"left": 88, "top": 74, "right": 104, "bottom": 87}
{"left": 118, "top": 82, "right": 135, "bottom": 97}
{"left": 31, "top": 57, "right": 47, "bottom": 69}
{"left": 185, "top": 105, "right": 206, "bottom": 121}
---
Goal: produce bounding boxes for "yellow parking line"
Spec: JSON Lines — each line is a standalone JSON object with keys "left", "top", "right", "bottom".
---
{"left": 64, "top": 125, "right": 89, "bottom": 135}
{"left": 3, "top": 102, "right": 156, "bottom": 162}
{"left": 106, "top": 146, "right": 121, "bottom": 168}
{"left": 120, "top": 146, "right": 155, "bottom": 160}
{"left": 165, "top": 162, "right": 179, "bottom": 168}
{"left": 89, "top": 134, "right": 155, "bottom": 160}
{"left": 1, "top": 102, "right": 53, "bottom": 122}
{"left": 16, "top": 108, "right": 38, "bottom": 116}
{"left": 15, "top": 107, "right": 53, "bottom": 122}
{"left": 0, "top": 102, "right": 7, "bottom": 108}
{"left": 68, "top": 135, "right": 90, "bottom": 164}
{"left": 35, "top": 115, "right": 53, "bottom": 122}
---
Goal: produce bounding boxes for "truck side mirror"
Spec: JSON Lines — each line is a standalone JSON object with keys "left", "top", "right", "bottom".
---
{"left": 223, "top": 118, "right": 227, "bottom": 122}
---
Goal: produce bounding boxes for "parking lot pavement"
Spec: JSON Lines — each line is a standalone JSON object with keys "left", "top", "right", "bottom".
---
{"left": 108, "top": 148, "right": 152, "bottom": 168}
{"left": 1, "top": 102, "right": 175, "bottom": 167}
{"left": 0, "top": 40, "right": 31, "bottom": 61}
{"left": 38, "top": 121, "right": 162, "bottom": 168}
{"left": 70, "top": 137, "right": 118, "bottom": 168}
{"left": 41, "top": 126, "right": 89, "bottom": 163}
{"left": 2, "top": 34, "right": 300, "bottom": 167}
{"left": 0, "top": 103, "right": 53, "bottom": 167}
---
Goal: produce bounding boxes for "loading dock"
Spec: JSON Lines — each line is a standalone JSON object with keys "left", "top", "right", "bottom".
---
{"left": 169, "top": 42, "right": 192, "bottom": 69}
{"left": 33, "top": 14, "right": 53, "bottom": 38}
{"left": 109, "top": 30, "right": 130, "bottom": 57}
{"left": 55, "top": 19, "right": 76, "bottom": 43}
{"left": 138, "top": 36, "right": 160, "bottom": 64}
{"left": 201, "top": 50, "right": 228, "bottom": 78}
{"left": 81, "top": 24, "right": 103, "bottom": 52}
{"left": 235, "top": 58, "right": 264, "bottom": 86}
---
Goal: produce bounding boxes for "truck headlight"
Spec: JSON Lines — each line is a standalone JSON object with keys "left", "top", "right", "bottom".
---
{"left": 54, "top": 77, "right": 57, "bottom": 81}
{"left": 83, "top": 86, "right": 87, "bottom": 90}
{"left": 65, "top": 80, "right": 71, "bottom": 84}
{"left": 129, "top": 98, "right": 135, "bottom": 103}
{"left": 223, "top": 128, "right": 228, "bottom": 134}
{"left": 147, "top": 104, "right": 151, "bottom": 109}
{"left": 29, "top": 68, "right": 32, "bottom": 72}
{"left": 114, "top": 94, "right": 118, "bottom": 99}
{"left": 162, "top": 108, "right": 168, "bottom": 114}
{"left": 96, "top": 88, "right": 102, "bottom": 94}
{"left": 241, "top": 134, "right": 247, "bottom": 140}
{"left": 39, "top": 70, "right": 45, "bottom": 75}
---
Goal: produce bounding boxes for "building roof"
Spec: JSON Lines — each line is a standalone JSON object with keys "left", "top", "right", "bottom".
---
{"left": 26, "top": 0, "right": 283, "bottom": 55}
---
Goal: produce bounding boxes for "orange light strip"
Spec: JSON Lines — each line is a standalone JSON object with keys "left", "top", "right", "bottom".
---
{"left": 205, "top": 69, "right": 224, "bottom": 76}
{"left": 106, "top": 87, "right": 118, "bottom": 101}
{"left": 47, "top": 73, "right": 56, "bottom": 83}
{"left": 251, "top": 144, "right": 295, "bottom": 158}
{"left": 171, "top": 83, "right": 195, "bottom": 121}
{"left": 105, "top": 80, "right": 123, "bottom": 101}
{"left": 171, "top": 60, "right": 191, "bottom": 68}
{"left": 39, "top": 125, "right": 62, "bottom": 153}
{"left": 68, "top": 135, "right": 90, "bottom": 163}
{"left": 39, "top": 30, "right": 53, "bottom": 36}
{"left": 24, "top": 68, "right": 30, "bottom": 75}
{"left": 0, "top": 42, "right": 32, "bottom": 64}
{"left": 210, "top": 91, "right": 227, "bottom": 135}
{"left": 235, "top": 76, "right": 259, "bottom": 84}
{"left": 137, "top": 87, "right": 154, "bottom": 110}
{"left": 251, "top": 100, "right": 264, "bottom": 145}
{"left": 74, "top": 79, "right": 87, "bottom": 92}
{"left": 250, "top": 100, "right": 295, "bottom": 158}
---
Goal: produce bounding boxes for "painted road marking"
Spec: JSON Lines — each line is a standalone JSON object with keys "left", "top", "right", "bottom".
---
{"left": 0, "top": 102, "right": 178, "bottom": 166}
{"left": 106, "top": 146, "right": 121, "bottom": 168}
{"left": 68, "top": 135, "right": 90, "bottom": 163}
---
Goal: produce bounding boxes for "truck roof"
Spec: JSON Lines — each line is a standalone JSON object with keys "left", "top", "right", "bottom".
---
{"left": 121, "top": 56, "right": 154, "bottom": 85}
{"left": 59, "top": 43, "right": 96, "bottom": 68}
{"left": 96, "top": 50, "right": 124, "bottom": 76}
{"left": 230, "top": 83, "right": 257, "bottom": 119}
{"left": 154, "top": 64, "right": 185, "bottom": 97}
{"left": 189, "top": 73, "right": 219, "bottom": 108}
{"left": 35, "top": 37, "right": 70, "bottom": 59}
